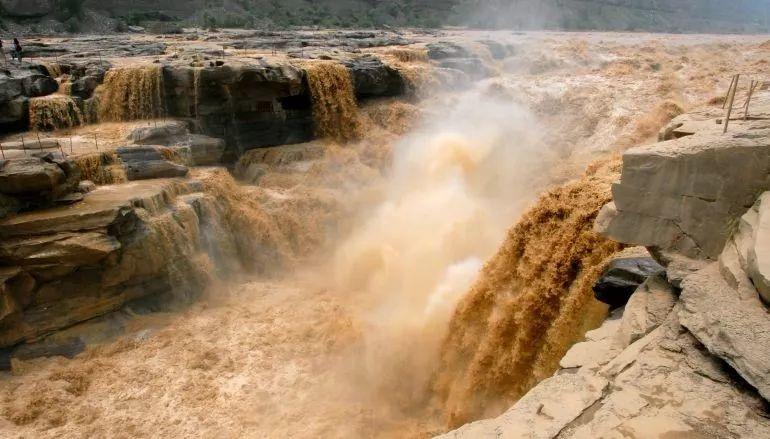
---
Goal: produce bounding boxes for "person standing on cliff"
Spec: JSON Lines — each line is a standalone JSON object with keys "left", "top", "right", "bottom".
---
{"left": 11, "top": 38, "right": 22, "bottom": 64}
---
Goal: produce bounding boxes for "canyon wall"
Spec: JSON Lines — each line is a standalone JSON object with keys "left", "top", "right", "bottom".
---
{"left": 440, "top": 100, "right": 770, "bottom": 439}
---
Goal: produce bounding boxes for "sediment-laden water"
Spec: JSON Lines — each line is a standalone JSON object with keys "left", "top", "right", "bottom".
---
{"left": 2, "top": 32, "right": 765, "bottom": 438}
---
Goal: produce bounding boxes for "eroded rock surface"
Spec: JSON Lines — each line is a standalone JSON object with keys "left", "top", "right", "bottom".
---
{"left": 597, "top": 131, "right": 770, "bottom": 259}
{"left": 0, "top": 177, "right": 211, "bottom": 352}
{"left": 116, "top": 146, "right": 189, "bottom": 180}
{"left": 440, "top": 304, "right": 770, "bottom": 439}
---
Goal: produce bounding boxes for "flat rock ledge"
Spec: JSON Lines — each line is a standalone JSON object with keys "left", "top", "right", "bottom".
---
{"left": 0, "top": 169, "right": 247, "bottom": 363}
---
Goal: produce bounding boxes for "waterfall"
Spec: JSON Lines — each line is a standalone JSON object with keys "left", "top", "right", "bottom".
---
{"left": 96, "top": 65, "right": 165, "bottom": 122}
{"left": 28, "top": 95, "right": 84, "bottom": 131}
{"left": 432, "top": 159, "right": 624, "bottom": 428}
{"left": 304, "top": 62, "right": 362, "bottom": 143}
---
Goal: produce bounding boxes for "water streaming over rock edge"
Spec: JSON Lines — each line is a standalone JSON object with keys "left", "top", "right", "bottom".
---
{"left": 72, "top": 151, "right": 126, "bottom": 185}
{"left": 96, "top": 66, "right": 165, "bottom": 122}
{"left": 303, "top": 62, "right": 362, "bottom": 143}
{"left": 432, "top": 158, "right": 624, "bottom": 428}
{"left": 29, "top": 95, "right": 84, "bottom": 131}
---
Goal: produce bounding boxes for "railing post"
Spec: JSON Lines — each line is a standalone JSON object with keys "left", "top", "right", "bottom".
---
{"left": 724, "top": 74, "right": 740, "bottom": 134}
{"left": 723, "top": 75, "right": 738, "bottom": 109}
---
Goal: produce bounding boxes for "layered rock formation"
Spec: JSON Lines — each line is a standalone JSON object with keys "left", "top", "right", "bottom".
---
{"left": 0, "top": 167, "right": 286, "bottom": 366}
{"left": 441, "top": 103, "right": 770, "bottom": 437}
{"left": 0, "top": 49, "right": 409, "bottom": 162}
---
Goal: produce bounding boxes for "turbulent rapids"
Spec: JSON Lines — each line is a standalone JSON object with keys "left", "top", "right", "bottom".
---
{"left": 1, "top": 30, "right": 766, "bottom": 439}
{"left": 433, "top": 159, "right": 623, "bottom": 427}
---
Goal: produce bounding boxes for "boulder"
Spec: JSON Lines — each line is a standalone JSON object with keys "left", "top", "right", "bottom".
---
{"left": 78, "top": 180, "right": 96, "bottom": 194}
{"left": 559, "top": 310, "right": 622, "bottom": 369}
{"left": 18, "top": 70, "right": 59, "bottom": 97}
{"left": 68, "top": 75, "right": 101, "bottom": 100}
{"left": 187, "top": 134, "right": 225, "bottom": 166}
{"left": 616, "top": 274, "right": 677, "bottom": 348}
{"left": 0, "top": 75, "right": 23, "bottom": 105}
{"left": 438, "top": 58, "right": 493, "bottom": 79}
{"left": 0, "top": 139, "right": 61, "bottom": 151}
{"left": 127, "top": 120, "right": 190, "bottom": 145}
{"left": 342, "top": 56, "right": 406, "bottom": 98}
{"left": 593, "top": 256, "right": 665, "bottom": 308}
{"left": 0, "top": 97, "right": 29, "bottom": 128}
{"left": 0, "top": 157, "right": 65, "bottom": 197}
{"left": 596, "top": 131, "right": 770, "bottom": 259}
{"left": 437, "top": 373, "right": 609, "bottom": 438}
{"left": 0, "top": 178, "right": 210, "bottom": 350}
{"left": 125, "top": 160, "right": 189, "bottom": 181}
{"left": 427, "top": 41, "right": 472, "bottom": 60}
{"left": 65, "top": 62, "right": 108, "bottom": 100}
{"left": 116, "top": 146, "right": 189, "bottom": 181}
{"left": 746, "top": 192, "right": 770, "bottom": 304}
{"left": 679, "top": 264, "right": 770, "bottom": 402}
{"left": 0, "top": 232, "right": 121, "bottom": 267}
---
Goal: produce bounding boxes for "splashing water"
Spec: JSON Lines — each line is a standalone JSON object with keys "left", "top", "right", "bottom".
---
{"left": 329, "top": 86, "right": 560, "bottom": 422}
{"left": 432, "top": 159, "right": 623, "bottom": 427}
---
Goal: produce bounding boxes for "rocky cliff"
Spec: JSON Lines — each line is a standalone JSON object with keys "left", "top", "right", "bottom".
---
{"left": 1, "top": 0, "right": 768, "bottom": 32}
{"left": 440, "top": 99, "right": 770, "bottom": 438}
{"left": 0, "top": 44, "right": 408, "bottom": 159}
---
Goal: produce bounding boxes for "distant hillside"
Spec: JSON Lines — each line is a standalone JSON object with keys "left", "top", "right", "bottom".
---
{"left": 1, "top": 0, "right": 769, "bottom": 33}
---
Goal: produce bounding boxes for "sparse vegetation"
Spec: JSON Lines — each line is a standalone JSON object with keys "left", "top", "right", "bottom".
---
{"left": 0, "top": 0, "right": 768, "bottom": 32}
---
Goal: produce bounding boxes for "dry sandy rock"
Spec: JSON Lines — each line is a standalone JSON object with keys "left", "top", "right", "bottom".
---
{"left": 597, "top": 130, "right": 770, "bottom": 259}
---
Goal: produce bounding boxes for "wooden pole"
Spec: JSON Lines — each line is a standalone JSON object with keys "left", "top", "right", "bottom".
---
{"left": 744, "top": 80, "right": 759, "bottom": 121}
{"left": 21, "top": 135, "right": 26, "bottom": 156}
{"left": 724, "top": 74, "right": 740, "bottom": 134}
{"left": 94, "top": 133, "right": 99, "bottom": 151}
{"left": 723, "top": 75, "right": 738, "bottom": 109}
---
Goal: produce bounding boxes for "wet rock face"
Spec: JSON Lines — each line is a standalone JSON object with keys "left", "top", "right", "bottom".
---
{"left": 593, "top": 257, "right": 665, "bottom": 308}
{"left": 162, "top": 62, "right": 314, "bottom": 159}
{"left": 128, "top": 121, "right": 190, "bottom": 145}
{"left": 426, "top": 40, "right": 494, "bottom": 80}
{"left": 0, "top": 66, "right": 60, "bottom": 131}
{"left": 116, "top": 146, "right": 189, "bottom": 180}
{"left": 0, "top": 154, "right": 81, "bottom": 213}
{"left": 0, "top": 179, "right": 211, "bottom": 353}
{"left": 342, "top": 56, "right": 407, "bottom": 98}
{"left": 427, "top": 42, "right": 472, "bottom": 60}
{"left": 0, "top": 74, "right": 28, "bottom": 130}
